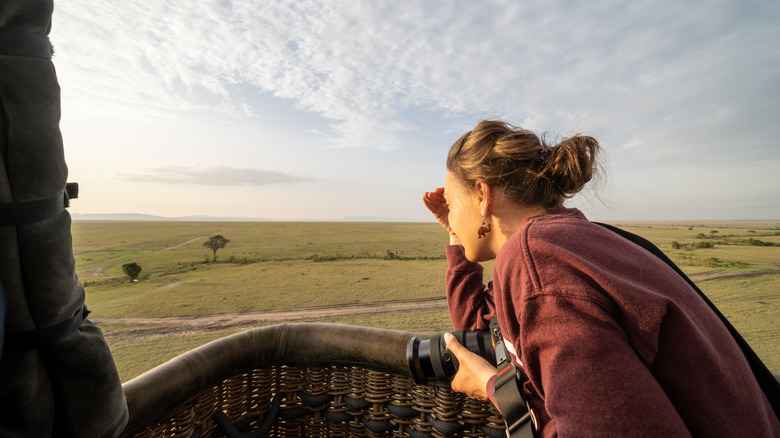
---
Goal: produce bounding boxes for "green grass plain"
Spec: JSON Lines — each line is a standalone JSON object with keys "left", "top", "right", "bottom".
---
{"left": 71, "top": 220, "right": 780, "bottom": 381}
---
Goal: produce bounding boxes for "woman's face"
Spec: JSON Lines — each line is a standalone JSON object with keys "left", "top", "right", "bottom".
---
{"left": 444, "top": 172, "right": 485, "bottom": 261}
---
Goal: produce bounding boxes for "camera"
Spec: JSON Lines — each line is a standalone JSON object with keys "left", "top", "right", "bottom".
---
{"left": 406, "top": 330, "right": 497, "bottom": 384}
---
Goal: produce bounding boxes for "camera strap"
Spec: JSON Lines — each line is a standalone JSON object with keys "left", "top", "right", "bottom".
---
{"left": 490, "top": 316, "right": 537, "bottom": 438}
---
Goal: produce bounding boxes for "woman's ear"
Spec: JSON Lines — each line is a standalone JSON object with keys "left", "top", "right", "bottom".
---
{"left": 474, "top": 180, "right": 491, "bottom": 217}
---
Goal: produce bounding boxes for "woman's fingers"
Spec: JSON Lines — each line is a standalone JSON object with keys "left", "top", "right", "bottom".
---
{"left": 423, "top": 190, "right": 446, "bottom": 211}
{"left": 423, "top": 190, "right": 450, "bottom": 222}
{"left": 423, "top": 188, "right": 458, "bottom": 240}
{"left": 444, "top": 333, "right": 497, "bottom": 401}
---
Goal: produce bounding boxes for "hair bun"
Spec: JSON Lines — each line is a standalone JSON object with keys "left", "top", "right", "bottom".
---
{"left": 543, "top": 135, "right": 599, "bottom": 197}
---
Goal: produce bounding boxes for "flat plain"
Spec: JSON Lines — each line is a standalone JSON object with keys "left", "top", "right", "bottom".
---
{"left": 70, "top": 220, "right": 780, "bottom": 382}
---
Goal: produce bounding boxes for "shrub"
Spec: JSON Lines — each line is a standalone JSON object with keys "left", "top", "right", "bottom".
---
{"left": 310, "top": 254, "right": 339, "bottom": 262}
{"left": 702, "top": 257, "right": 749, "bottom": 269}
{"left": 669, "top": 240, "right": 715, "bottom": 251}
{"left": 122, "top": 262, "right": 142, "bottom": 282}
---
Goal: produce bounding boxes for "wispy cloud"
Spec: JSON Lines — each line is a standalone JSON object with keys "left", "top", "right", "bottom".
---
{"left": 52, "top": 0, "right": 780, "bottom": 164}
{"left": 119, "top": 165, "right": 311, "bottom": 186}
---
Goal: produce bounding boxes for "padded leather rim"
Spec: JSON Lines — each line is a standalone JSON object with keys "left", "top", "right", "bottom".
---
{"left": 121, "top": 323, "right": 427, "bottom": 436}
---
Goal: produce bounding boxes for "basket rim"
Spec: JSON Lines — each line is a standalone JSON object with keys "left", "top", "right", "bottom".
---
{"left": 120, "top": 322, "right": 429, "bottom": 436}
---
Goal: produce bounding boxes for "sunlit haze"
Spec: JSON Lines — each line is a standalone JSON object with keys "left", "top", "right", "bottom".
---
{"left": 50, "top": 1, "right": 780, "bottom": 221}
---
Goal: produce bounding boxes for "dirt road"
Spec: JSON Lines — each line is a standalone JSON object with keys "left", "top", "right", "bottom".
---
{"left": 95, "top": 268, "right": 779, "bottom": 344}
{"left": 95, "top": 297, "right": 448, "bottom": 341}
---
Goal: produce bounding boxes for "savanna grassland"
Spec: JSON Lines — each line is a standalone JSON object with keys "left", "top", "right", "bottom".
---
{"left": 71, "top": 220, "right": 780, "bottom": 382}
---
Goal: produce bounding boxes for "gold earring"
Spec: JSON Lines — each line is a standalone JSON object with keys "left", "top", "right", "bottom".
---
{"left": 477, "top": 217, "right": 491, "bottom": 238}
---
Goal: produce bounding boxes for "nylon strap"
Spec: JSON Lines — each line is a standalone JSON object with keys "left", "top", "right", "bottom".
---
{"left": 0, "top": 29, "right": 52, "bottom": 58}
{"left": 0, "top": 191, "right": 65, "bottom": 226}
{"left": 4, "top": 305, "right": 89, "bottom": 351}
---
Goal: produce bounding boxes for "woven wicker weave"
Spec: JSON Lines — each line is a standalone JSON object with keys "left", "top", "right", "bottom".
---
{"left": 121, "top": 323, "right": 506, "bottom": 438}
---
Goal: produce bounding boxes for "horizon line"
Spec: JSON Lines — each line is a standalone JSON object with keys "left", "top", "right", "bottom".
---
{"left": 70, "top": 213, "right": 780, "bottom": 224}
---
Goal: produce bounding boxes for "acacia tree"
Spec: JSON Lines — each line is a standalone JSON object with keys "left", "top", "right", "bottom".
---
{"left": 203, "top": 234, "right": 230, "bottom": 262}
{"left": 122, "top": 262, "right": 142, "bottom": 282}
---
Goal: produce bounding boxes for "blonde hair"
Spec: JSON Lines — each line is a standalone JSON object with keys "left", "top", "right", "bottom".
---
{"left": 446, "top": 120, "right": 600, "bottom": 209}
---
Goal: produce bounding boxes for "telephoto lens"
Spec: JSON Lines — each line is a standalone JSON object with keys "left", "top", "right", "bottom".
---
{"left": 406, "top": 330, "right": 496, "bottom": 384}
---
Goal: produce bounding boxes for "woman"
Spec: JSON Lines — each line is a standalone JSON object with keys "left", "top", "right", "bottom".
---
{"left": 422, "top": 120, "right": 779, "bottom": 437}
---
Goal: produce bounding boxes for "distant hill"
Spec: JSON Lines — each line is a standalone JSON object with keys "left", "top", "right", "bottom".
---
{"left": 70, "top": 213, "right": 270, "bottom": 222}
{"left": 337, "top": 216, "right": 421, "bottom": 222}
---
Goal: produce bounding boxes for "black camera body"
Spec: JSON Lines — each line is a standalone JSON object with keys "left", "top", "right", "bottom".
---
{"left": 406, "top": 330, "right": 497, "bottom": 384}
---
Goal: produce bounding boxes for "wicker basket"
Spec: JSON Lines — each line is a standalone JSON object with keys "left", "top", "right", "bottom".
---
{"left": 121, "top": 323, "right": 506, "bottom": 437}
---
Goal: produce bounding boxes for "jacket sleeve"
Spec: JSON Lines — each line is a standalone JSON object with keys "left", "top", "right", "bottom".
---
{"left": 445, "top": 245, "right": 495, "bottom": 331}
{"left": 519, "top": 293, "right": 691, "bottom": 437}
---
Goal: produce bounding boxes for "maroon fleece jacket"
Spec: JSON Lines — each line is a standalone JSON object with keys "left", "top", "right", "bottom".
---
{"left": 446, "top": 207, "right": 779, "bottom": 437}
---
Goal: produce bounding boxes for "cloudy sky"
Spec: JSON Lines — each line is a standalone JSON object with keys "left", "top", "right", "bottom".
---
{"left": 50, "top": 0, "right": 779, "bottom": 221}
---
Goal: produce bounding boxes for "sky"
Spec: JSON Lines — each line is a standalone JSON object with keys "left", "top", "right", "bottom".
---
{"left": 49, "top": 0, "right": 780, "bottom": 221}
